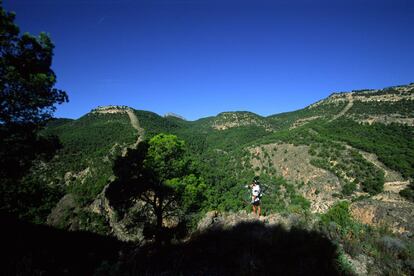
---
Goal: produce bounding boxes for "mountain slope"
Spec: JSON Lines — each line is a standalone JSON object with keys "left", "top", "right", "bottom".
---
{"left": 34, "top": 83, "right": 414, "bottom": 239}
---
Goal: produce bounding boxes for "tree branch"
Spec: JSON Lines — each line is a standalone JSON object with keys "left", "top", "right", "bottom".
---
{"left": 161, "top": 197, "right": 177, "bottom": 212}
{"left": 140, "top": 193, "right": 156, "bottom": 209}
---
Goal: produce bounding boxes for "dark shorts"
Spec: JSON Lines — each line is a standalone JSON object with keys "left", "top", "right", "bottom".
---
{"left": 252, "top": 200, "right": 260, "bottom": 206}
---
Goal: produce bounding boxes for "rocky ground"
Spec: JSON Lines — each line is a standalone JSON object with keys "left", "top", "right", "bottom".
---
{"left": 249, "top": 143, "right": 341, "bottom": 213}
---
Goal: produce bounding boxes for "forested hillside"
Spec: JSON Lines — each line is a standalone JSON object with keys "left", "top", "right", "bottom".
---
{"left": 32, "top": 83, "right": 412, "bottom": 218}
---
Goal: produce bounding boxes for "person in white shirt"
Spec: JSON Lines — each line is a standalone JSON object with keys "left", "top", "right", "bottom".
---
{"left": 250, "top": 179, "right": 261, "bottom": 216}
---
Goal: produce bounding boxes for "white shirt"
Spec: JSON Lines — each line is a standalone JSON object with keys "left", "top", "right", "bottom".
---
{"left": 252, "top": 184, "right": 260, "bottom": 197}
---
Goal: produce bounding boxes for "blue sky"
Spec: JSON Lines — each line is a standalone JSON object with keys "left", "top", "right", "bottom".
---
{"left": 4, "top": 0, "right": 414, "bottom": 120}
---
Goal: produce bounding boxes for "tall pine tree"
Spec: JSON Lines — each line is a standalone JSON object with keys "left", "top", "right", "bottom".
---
{"left": 0, "top": 1, "right": 68, "bottom": 220}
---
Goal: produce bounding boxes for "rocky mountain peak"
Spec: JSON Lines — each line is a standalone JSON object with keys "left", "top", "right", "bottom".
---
{"left": 91, "top": 105, "right": 132, "bottom": 114}
{"left": 312, "top": 83, "right": 414, "bottom": 108}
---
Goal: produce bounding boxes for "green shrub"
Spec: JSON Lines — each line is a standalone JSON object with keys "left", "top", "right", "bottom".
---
{"left": 342, "top": 181, "right": 357, "bottom": 196}
{"left": 290, "top": 195, "right": 311, "bottom": 211}
{"left": 336, "top": 249, "right": 356, "bottom": 274}
{"left": 320, "top": 201, "right": 353, "bottom": 231}
{"left": 399, "top": 182, "right": 414, "bottom": 202}
{"left": 308, "top": 148, "right": 317, "bottom": 156}
{"left": 77, "top": 210, "right": 111, "bottom": 235}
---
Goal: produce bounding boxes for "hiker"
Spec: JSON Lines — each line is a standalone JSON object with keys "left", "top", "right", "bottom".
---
{"left": 250, "top": 179, "right": 261, "bottom": 216}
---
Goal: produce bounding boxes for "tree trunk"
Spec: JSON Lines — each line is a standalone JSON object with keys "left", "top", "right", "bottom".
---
{"left": 155, "top": 196, "right": 163, "bottom": 246}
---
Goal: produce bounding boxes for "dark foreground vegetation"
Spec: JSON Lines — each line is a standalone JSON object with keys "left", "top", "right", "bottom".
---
{"left": 3, "top": 213, "right": 344, "bottom": 275}
{"left": 4, "top": 204, "right": 414, "bottom": 275}
{"left": 2, "top": 213, "right": 125, "bottom": 275}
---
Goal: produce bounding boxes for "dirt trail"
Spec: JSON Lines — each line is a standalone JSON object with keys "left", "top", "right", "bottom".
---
{"left": 126, "top": 109, "right": 145, "bottom": 147}
{"left": 330, "top": 93, "right": 354, "bottom": 121}
{"left": 383, "top": 181, "right": 410, "bottom": 193}
{"left": 357, "top": 149, "right": 409, "bottom": 202}
{"left": 343, "top": 145, "right": 409, "bottom": 203}
{"left": 357, "top": 150, "right": 403, "bottom": 182}
{"left": 372, "top": 181, "right": 410, "bottom": 203}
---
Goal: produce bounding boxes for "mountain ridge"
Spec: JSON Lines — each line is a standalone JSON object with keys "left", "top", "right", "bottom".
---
{"left": 70, "top": 82, "right": 413, "bottom": 125}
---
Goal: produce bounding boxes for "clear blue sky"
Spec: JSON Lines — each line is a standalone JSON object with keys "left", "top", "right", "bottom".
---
{"left": 4, "top": 0, "right": 414, "bottom": 121}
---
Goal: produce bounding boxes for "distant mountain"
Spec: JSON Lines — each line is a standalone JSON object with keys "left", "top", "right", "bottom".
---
{"left": 164, "top": 112, "right": 186, "bottom": 120}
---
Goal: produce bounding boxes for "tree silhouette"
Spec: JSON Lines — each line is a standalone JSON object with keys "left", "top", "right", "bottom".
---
{"left": 0, "top": 2, "right": 68, "bottom": 126}
{"left": 0, "top": 2, "right": 68, "bottom": 219}
{"left": 107, "top": 134, "right": 205, "bottom": 243}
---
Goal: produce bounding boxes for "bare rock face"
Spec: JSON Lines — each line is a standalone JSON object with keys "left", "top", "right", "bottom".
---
{"left": 90, "top": 182, "right": 181, "bottom": 242}
{"left": 90, "top": 184, "right": 145, "bottom": 242}
{"left": 311, "top": 84, "right": 414, "bottom": 109}
{"left": 249, "top": 143, "right": 342, "bottom": 213}
{"left": 64, "top": 167, "right": 91, "bottom": 185}
{"left": 47, "top": 194, "right": 77, "bottom": 228}
{"left": 344, "top": 253, "right": 374, "bottom": 276}
{"left": 351, "top": 199, "right": 414, "bottom": 236}
{"left": 91, "top": 105, "right": 130, "bottom": 114}
{"left": 196, "top": 210, "right": 312, "bottom": 233}
{"left": 197, "top": 211, "right": 259, "bottom": 231}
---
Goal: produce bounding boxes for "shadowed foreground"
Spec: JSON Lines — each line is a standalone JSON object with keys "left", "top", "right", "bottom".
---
{"left": 122, "top": 221, "right": 342, "bottom": 275}
{"left": 2, "top": 214, "right": 125, "bottom": 275}
{"left": 3, "top": 215, "right": 342, "bottom": 275}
